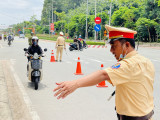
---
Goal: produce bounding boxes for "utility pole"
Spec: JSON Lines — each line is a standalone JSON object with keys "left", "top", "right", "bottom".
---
{"left": 109, "top": 1, "right": 112, "bottom": 26}
{"left": 48, "top": 7, "right": 51, "bottom": 37}
{"left": 95, "top": 0, "right": 97, "bottom": 41}
{"left": 85, "top": 0, "right": 88, "bottom": 40}
{"left": 51, "top": 0, "right": 54, "bottom": 34}
{"left": 106, "top": 0, "right": 112, "bottom": 46}
{"left": 52, "top": 0, "right": 54, "bottom": 24}
{"left": 100, "top": 0, "right": 102, "bottom": 40}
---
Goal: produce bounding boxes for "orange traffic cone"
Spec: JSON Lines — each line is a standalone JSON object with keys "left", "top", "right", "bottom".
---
{"left": 74, "top": 57, "right": 83, "bottom": 75}
{"left": 97, "top": 64, "right": 108, "bottom": 87}
{"left": 50, "top": 50, "right": 56, "bottom": 62}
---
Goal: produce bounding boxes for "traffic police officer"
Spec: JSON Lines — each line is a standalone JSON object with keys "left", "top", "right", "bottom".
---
{"left": 53, "top": 25, "right": 154, "bottom": 120}
{"left": 28, "top": 32, "right": 34, "bottom": 46}
{"left": 55, "top": 32, "right": 66, "bottom": 62}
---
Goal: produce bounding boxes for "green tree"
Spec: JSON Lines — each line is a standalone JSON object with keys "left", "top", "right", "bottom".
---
{"left": 136, "top": 18, "right": 158, "bottom": 42}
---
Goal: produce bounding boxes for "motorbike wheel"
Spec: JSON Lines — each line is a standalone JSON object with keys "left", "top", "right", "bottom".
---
{"left": 8, "top": 41, "right": 11, "bottom": 46}
{"left": 35, "top": 77, "right": 39, "bottom": 90}
{"left": 80, "top": 48, "right": 83, "bottom": 51}
{"left": 69, "top": 47, "right": 73, "bottom": 51}
{"left": 27, "top": 64, "right": 29, "bottom": 77}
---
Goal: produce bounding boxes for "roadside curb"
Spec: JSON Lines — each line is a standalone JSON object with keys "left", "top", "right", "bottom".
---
{"left": 0, "top": 61, "right": 12, "bottom": 120}
{"left": 0, "top": 60, "right": 33, "bottom": 120}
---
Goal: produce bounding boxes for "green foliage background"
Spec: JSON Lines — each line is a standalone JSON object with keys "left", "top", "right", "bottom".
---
{"left": 10, "top": 0, "right": 160, "bottom": 42}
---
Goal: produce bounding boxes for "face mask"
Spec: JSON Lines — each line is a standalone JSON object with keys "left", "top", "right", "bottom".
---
{"left": 33, "top": 41, "right": 37, "bottom": 46}
{"left": 120, "top": 54, "right": 125, "bottom": 59}
{"left": 118, "top": 44, "right": 127, "bottom": 61}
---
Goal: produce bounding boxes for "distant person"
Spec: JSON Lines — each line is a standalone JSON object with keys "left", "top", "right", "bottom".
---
{"left": 8, "top": 34, "right": 12, "bottom": 41}
{"left": 4, "top": 34, "right": 7, "bottom": 41}
{"left": 55, "top": 32, "right": 66, "bottom": 62}
{"left": 79, "top": 34, "right": 81, "bottom": 39}
{"left": 73, "top": 37, "right": 79, "bottom": 50}
{"left": 78, "top": 34, "right": 82, "bottom": 41}
{"left": 28, "top": 32, "right": 34, "bottom": 46}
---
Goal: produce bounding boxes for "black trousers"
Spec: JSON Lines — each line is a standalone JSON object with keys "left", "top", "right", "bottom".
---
{"left": 117, "top": 111, "right": 153, "bottom": 120}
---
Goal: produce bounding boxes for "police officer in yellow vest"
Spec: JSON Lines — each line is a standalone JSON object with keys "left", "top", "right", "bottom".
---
{"left": 55, "top": 32, "right": 66, "bottom": 62}
{"left": 53, "top": 25, "right": 154, "bottom": 120}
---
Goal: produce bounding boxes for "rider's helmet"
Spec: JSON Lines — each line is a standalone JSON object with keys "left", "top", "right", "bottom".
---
{"left": 32, "top": 36, "right": 39, "bottom": 46}
{"left": 31, "top": 32, "right": 34, "bottom": 36}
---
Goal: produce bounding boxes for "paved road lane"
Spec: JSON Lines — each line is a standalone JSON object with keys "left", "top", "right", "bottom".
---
{"left": 0, "top": 37, "right": 159, "bottom": 120}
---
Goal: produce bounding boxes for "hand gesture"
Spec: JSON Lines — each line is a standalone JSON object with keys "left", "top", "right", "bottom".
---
{"left": 53, "top": 80, "right": 79, "bottom": 99}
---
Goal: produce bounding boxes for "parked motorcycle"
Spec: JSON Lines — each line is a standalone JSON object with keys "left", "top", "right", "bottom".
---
{"left": 82, "top": 40, "right": 88, "bottom": 49}
{"left": 69, "top": 40, "right": 83, "bottom": 51}
{"left": 24, "top": 48, "right": 47, "bottom": 90}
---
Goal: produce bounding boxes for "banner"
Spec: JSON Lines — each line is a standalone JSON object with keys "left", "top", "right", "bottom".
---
{"left": 50, "top": 23, "right": 54, "bottom": 32}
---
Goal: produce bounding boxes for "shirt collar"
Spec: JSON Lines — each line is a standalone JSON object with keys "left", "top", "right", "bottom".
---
{"left": 125, "top": 50, "right": 137, "bottom": 59}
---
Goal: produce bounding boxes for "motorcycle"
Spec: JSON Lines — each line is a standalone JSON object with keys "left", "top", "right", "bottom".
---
{"left": 8, "top": 40, "right": 11, "bottom": 46}
{"left": 69, "top": 40, "right": 83, "bottom": 51}
{"left": 82, "top": 40, "right": 88, "bottom": 49}
{"left": 11, "top": 36, "right": 14, "bottom": 42}
{"left": 24, "top": 48, "right": 47, "bottom": 90}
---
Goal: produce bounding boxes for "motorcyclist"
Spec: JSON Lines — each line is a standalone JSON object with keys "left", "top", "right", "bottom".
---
{"left": 28, "top": 32, "right": 34, "bottom": 46}
{"left": 73, "top": 37, "right": 79, "bottom": 50}
{"left": 82, "top": 39, "right": 87, "bottom": 48}
{"left": 77, "top": 39, "right": 83, "bottom": 50}
{"left": 26, "top": 36, "right": 43, "bottom": 61}
{"left": 8, "top": 34, "right": 11, "bottom": 40}
{"left": 25, "top": 36, "right": 45, "bottom": 89}
{"left": 4, "top": 34, "right": 7, "bottom": 41}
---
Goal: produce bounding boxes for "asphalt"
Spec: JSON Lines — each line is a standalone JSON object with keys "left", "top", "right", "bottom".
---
{"left": 0, "top": 60, "right": 32, "bottom": 120}
{"left": 0, "top": 38, "right": 160, "bottom": 120}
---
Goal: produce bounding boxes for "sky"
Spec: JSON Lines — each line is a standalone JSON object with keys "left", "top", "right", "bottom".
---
{"left": 0, "top": 0, "right": 44, "bottom": 28}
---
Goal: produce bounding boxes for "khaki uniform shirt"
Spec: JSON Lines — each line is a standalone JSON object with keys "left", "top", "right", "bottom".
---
{"left": 56, "top": 36, "right": 66, "bottom": 48}
{"left": 105, "top": 51, "right": 155, "bottom": 116}
{"left": 28, "top": 36, "right": 32, "bottom": 46}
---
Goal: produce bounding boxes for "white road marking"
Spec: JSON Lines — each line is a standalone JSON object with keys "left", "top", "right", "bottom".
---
{"left": 89, "top": 58, "right": 102, "bottom": 63}
{"left": 151, "top": 59, "right": 160, "bottom": 62}
{"left": 10, "top": 64, "right": 40, "bottom": 120}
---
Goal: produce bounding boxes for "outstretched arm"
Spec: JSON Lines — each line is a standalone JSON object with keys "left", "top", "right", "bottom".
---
{"left": 53, "top": 70, "right": 112, "bottom": 99}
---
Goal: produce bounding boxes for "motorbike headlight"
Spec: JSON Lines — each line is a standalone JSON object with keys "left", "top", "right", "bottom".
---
{"left": 33, "top": 53, "right": 39, "bottom": 59}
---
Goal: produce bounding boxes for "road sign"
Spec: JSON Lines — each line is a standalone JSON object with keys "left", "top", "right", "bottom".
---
{"left": 95, "top": 17, "right": 101, "bottom": 24}
{"left": 94, "top": 24, "right": 101, "bottom": 32}
{"left": 104, "top": 30, "right": 107, "bottom": 36}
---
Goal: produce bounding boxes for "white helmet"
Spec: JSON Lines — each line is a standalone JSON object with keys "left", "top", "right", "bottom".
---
{"left": 32, "top": 36, "right": 39, "bottom": 46}
{"left": 59, "top": 31, "right": 64, "bottom": 36}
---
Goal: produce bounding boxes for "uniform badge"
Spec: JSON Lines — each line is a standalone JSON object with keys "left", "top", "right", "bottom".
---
{"left": 111, "top": 63, "right": 121, "bottom": 69}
